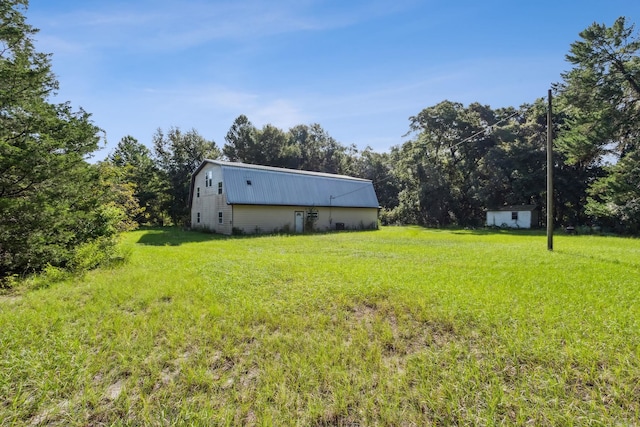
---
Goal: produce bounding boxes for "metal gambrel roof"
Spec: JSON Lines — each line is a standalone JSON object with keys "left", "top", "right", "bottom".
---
{"left": 202, "top": 160, "right": 379, "bottom": 208}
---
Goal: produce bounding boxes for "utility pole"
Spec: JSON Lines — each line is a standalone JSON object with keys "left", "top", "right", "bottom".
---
{"left": 547, "top": 89, "right": 554, "bottom": 251}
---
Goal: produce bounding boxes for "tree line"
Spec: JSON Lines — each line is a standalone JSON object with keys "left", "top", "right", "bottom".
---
{"left": 115, "top": 13, "right": 640, "bottom": 234}
{"left": 2, "top": 0, "right": 639, "bottom": 279}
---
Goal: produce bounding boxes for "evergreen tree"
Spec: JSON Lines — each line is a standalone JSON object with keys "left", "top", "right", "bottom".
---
{"left": 557, "top": 17, "right": 640, "bottom": 232}
{"left": 0, "top": 0, "right": 115, "bottom": 277}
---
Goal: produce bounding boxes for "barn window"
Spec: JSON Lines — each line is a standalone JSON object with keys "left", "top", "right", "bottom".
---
{"left": 218, "top": 211, "right": 223, "bottom": 224}
{"left": 218, "top": 181, "right": 223, "bottom": 195}
{"left": 246, "top": 179, "right": 252, "bottom": 186}
{"left": 511, "top": 211, "right": 518, "bottom": 220}
{"left": 204, "top": 171, "right": 212, "bottom": 187}
{"left": 197, "top": 212, "right": 201, "bottom": 223}
{"left": 196, "top": 187, "right": 200, "bottom": 198}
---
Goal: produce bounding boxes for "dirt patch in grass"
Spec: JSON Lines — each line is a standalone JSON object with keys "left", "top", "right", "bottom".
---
{"left": 29, "top": 400, "right": 70, "bottom": 426}
{"left": 105, "top": 379, "right": 125, "bottom": 401}
{"left": 346, "top": 300, "right": 464, "bottom": 374}
{"left": 0, "top": 294, "right": 22, "bottom": 305}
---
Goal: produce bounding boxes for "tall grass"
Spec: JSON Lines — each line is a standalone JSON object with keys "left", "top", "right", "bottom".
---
{"left": 1, "top": 227, "right": 639, "bottom": 425}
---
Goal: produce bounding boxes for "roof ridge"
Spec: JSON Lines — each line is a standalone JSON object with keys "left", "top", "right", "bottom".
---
{"left": 204, "top": 159, "right": 370, "bottom": 182}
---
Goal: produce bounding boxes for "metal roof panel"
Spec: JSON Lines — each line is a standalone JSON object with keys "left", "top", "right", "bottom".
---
{"left": 211, "top": 161, "right": 379, "bottom": 208}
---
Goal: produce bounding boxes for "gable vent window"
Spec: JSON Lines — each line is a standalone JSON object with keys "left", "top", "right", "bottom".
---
{"left": 246, "top": 180, "right": 252, "bottom": 186}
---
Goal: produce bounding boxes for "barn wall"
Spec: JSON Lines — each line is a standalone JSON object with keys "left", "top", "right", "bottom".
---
{"left": 324, "top": 207, "right": 379, "bottom": 231}
{"left": 231, "top": 205, "right": 378, "bottom": 235}
{"left": 191, "top": 164, "right": 233, "bottom": 234}
{"left": 486, "top": 211, "right": 532, "bottom": 228}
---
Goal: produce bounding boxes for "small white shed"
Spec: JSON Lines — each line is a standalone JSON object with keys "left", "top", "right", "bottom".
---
{"left": 485, "top": 205, "right": 539, "bottom": 229}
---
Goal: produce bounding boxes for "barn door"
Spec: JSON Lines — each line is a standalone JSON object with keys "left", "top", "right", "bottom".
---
{"left": 294, "top": 211, "right": 304, "bottom": 233}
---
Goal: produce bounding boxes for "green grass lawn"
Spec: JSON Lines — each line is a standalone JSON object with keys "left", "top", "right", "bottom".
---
{"left": 1, "top": 227, "right": 639, "bottom": 425}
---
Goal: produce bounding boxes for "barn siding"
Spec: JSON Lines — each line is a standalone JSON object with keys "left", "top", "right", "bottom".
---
{"left": 232, "top": 205, "right": 378, "bottom": 234}
{"left": 324, "top": 207, "right": 378, "bottom": 231}
{"left": 191, "top": 164, "right": 232, "bottom": 234}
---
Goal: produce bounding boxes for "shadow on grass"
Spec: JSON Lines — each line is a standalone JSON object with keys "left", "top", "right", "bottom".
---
{"left": 555, "top": 249, "right": 640, "bottom": 271}
{"left": 403, "top": 225, "right": 547, "bottom": 237}
{"left": 136, "top": 226, "right": 378, "bottom": 246}
{"left": 451, "top": 229, "right": 545, "bottom": 236}
{"left": 136, "top": 227, "right": 228, "bottom": 246}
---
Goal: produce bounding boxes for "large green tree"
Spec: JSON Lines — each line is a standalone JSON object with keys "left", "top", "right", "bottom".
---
{"left": 287, "top": 123, "right": 356, "bottom": 174}
{"left": 222, "top": 115, "right": 258, "bottom": 163}
{"left": 392, "top": 101, "right": 502, "bottom": 226}
{"left": 108, "top": 135, "right": 166, "bottom": 225}
{"left": 353, "top": 147, "right": 399, "bottom": 211}
{"left": 556, "top": 17, "right": 640, "bottom": 232}
{"left": 222, "top": 116, "right": 357, "bottom": 175}
{"left": 255, "top": 124, "right": 290, "bottom": 168}
{"left": 0, "top": 0, "right": 118, "bottom": 277}
{"left": 153, "top": 127, "right": 220, "bottom": 226}
{"left": 557, "top": 17, "right": 640, "bottom": 164}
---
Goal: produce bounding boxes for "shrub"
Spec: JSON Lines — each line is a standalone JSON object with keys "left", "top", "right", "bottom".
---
{"left": 70, "top": 236, "right": 130, "bottom": 273}
{"left": 305, "top": 208, "right": 318, "bottom": 232}
{"left": 0, "top": 275, "right": 20, "bottom": 291}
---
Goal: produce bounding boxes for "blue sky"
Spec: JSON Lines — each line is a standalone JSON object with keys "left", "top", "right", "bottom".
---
{"left": 26, "top": 0, "right": 640, "bottom": 160}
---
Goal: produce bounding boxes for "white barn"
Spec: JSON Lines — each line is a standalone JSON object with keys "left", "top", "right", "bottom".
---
{"left": 189, "top": 160, "right": 380, "bottom": 234}
{"left": 485, "top": 205, "right": 539, "bottom": 229}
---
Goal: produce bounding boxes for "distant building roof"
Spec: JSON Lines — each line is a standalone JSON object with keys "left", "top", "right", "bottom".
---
{"left": 192, "top": 160, "right": 380, "bottom": 208}
{"left": 488, "top": 205, "right": 538, "bottom": 212}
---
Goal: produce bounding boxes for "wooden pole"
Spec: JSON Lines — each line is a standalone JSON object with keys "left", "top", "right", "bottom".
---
{"left": 547, "top": 89, "right": 554, "bottom": 251}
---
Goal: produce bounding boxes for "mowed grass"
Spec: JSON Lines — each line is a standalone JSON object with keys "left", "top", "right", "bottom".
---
{"left": 1, "top": 227, "right": 639, "bottom": 426}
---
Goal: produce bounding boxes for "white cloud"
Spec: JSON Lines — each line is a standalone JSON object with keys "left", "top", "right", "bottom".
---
{"left": 249, "top": 99, "right": 309, "bottom": 129}
{"left": 142, "top": 86, "right": 308, "bottom": 131}
{"left": 29, "top": 0, "right": 417, "bottom": 53}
